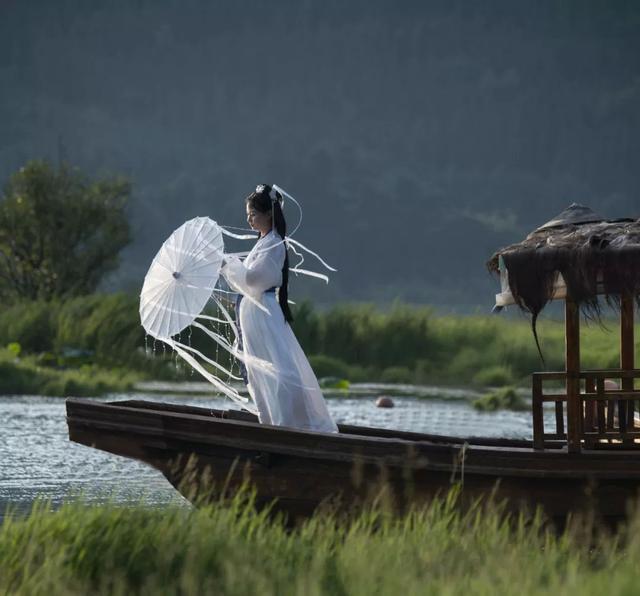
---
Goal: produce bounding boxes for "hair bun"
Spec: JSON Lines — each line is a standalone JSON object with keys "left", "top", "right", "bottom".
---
{"left": 255, "top": 184, "right": 280, "bottom": 203}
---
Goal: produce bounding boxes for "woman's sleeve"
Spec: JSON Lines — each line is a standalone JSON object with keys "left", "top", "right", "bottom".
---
{"left": 221, "top": 243, "right": 284, "bottom": 300}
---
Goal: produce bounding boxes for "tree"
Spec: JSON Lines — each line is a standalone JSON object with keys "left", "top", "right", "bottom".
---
{"left": 0, "top": 160, "right": 131, "bottom": 301}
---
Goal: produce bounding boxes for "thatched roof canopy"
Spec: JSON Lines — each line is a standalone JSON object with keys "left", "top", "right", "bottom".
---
{"left": 534, "top": 203, "right": 607, "bottom": 232}
{"left": 488, "top": 204, "right": 640, "bottom": 321}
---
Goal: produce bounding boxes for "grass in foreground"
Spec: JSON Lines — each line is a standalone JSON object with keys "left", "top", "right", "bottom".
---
{"left": 2, "top": 490, "right": 640, "bottom": 595}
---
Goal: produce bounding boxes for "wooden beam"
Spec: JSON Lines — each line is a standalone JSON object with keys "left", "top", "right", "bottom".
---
{"left": 584, "top": 376, "right": 595, "bottom": 448}
{"left": 565, "top": 299, "right": 581, "bottom": 453}
{"left": 621, "top": 293, "right": 635, "bottom": 371}
{"left": 532, "top": 374, "right": 544, "bottom": 450}
{"left": 621, "top": 293, "right": 635, "bottom": 442}
{"left": 597, "top": 377, "right": 606, "bottom": 435}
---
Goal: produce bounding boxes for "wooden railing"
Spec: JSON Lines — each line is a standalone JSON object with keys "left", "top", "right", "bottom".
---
{"left": 532, "top": 369, "right": 640, "bottom": 450}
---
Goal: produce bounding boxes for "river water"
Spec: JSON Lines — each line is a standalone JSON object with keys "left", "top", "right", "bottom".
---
{"left": 0, "top": 384, "right": 547, "bottom": 521}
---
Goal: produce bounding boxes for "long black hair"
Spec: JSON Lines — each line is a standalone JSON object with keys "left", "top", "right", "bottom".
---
{"left": 246, "top": 184, "right": 293, "bottom": 323}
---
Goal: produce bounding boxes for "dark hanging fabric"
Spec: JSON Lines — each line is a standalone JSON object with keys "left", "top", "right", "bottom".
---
{"left": 501, "top": 248, "right": 559, "bottom": 364}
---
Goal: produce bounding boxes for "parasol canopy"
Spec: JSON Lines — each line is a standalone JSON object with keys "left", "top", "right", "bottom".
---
{"left": 140, "top": 217, "right": 224, "bottom": 340}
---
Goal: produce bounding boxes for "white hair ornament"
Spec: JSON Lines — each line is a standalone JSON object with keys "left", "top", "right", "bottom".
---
{"left": 255, "top": 184, "right": 283, "bottom": 206}
{"left": 224, "top": 183, "right": 336, "bottom": 281}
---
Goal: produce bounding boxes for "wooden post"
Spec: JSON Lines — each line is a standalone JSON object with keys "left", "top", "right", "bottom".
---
{"left": 532, "top": 374, "right": 544, "bottom": 450}
{"left": 621, "top": 292, "right": 635, "bottom": 441}
{"left": 596, "top": 377, "right": 606, "bottom": 435}
{"left": 565, "top": 299, "right": 581, "bottom": 453}
{"left": 584, "top": 376, "right": 595, "bottom": 449}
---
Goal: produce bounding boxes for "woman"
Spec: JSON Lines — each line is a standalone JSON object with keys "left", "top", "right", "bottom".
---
{"left": 221, "top": 184, "right": 338, "bottom": 433}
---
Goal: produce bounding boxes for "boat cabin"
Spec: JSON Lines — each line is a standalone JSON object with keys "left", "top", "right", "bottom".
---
{"left": 489, "top": 204, "right": 640, "bottom": 453}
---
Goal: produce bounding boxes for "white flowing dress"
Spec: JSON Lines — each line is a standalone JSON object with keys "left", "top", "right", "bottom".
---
{"left": 221, "top": 231, "right": 338, "bottom": 433}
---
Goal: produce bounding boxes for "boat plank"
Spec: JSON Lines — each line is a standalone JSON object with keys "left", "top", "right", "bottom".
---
{"left": 67, "top": 401, "right": 640, "bottom": 478}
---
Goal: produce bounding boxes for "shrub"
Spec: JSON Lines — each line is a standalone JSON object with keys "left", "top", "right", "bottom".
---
{"left": 473, "top": 386, "right": 528, "bottom": 412}
{"left": 291, "top": 300, "right": 322, "bottom": 353}
{"left": 0, "top": 301, "right": 56, "bottom": 353}
{"left": 0, "top": 360, "right": 40, "bottom": 394}
{"left": 380, "top": 366, "right": 413, "bottom": 384}
{"left": 0, "top": 349, "right": 139, "bottom": 396}
{"left": 6, "top": 342, "right": 21, "bottom": 357}
{"left": 472, "top": 365, "right": 514, "bottom": 387}
{"left": 448, "top": 347, "right": 484, "bottom": 379}
{"left": 308, "top": 354, "right": 351, "bottom": 379}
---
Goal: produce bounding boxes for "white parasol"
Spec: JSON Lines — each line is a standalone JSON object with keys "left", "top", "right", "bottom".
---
{"left": 140, "top": 217, "right": 224, "bottom": 339}
{"left": 139, "top": 216, "right": 266, "bottom": 412}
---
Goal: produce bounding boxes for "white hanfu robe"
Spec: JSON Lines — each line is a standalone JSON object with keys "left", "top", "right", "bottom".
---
{"left": 221, "top": 231, "right": 338, "bottom": 433}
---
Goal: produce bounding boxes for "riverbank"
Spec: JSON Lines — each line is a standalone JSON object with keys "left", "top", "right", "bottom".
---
{"left": 0, "top": 294, "right": 637, "bottom": 397}
{"left": 0, "top": 348, "right": 140, "bottom": 396}
{"left": 1, "top": 490, "right": 636, "bottom": 595}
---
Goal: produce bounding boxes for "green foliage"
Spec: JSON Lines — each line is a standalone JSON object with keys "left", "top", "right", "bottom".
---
{"left": 54, "top": 293, "right": 144, "bottom": 365}
{"left": 473, "top": 386, "right": 528, "bottom": 412}
{"left": 0, "top": 360, "right": 41, "bottom": 394}
{"left": 472, "top": 365, "right": 514, "bottom": 387}
{"left": 448, "top": 347, "right": 485, "bottom": 379}
{"left": 308, "top": 354, "right": 352, "bottom": 379}
{"left": 0, "top": 301, "right": 54, "bottom": 353}
{"left": 0, "top": 294, "right": 155, "bottom": 369}
{"left": 313, "top": 303, "right": 436, "bottom": 371}
{"left": 1, "top": 491, "right": 638, "bottom": 595}
{"left": 290, "top": 300, "right": 321, "bottom": 353}
{"left": 6, "top": 342, "right": 20, "bottom": 357}
{"left": 308, "top": 355, "right": 372, "bottom": 385}
{"left": 294, "top": 303, "right": 640, "bottom": 387}
{"left": 318, "top": 377, "right": 351, "bottom": 391}
{"left": 0, "top": 348, "right": 139, "bottom": 396}
{"left": 380, "top": 366, "right": 413, "bottom": 384}
{"left": 0, "top": 295, "right": 638, "bottom": 395}
{"left": 0, "top": 161, "right": 131, "bottom": 301}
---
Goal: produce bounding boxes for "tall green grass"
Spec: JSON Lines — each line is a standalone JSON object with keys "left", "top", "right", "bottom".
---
{"left": 1, "top": 490, "right": 639, "bottom": 595}
{"left": 0, "top": 348, "right": 140, "bottom": 396}
{"left": 0, "top": 295, "right": 188, "bottom": 395}
{"left": 0, "top": 294, "right": 637, "bottom": 394}
{"left": 295, "top": 302, "right": 639, "bottom": 386}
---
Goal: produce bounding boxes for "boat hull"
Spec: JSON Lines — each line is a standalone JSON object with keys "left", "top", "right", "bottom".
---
{"left": 66, "top": 399, "right": 640, "bottom": 521}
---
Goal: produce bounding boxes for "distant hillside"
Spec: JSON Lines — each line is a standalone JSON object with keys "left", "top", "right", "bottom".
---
{"left": 1, "top": 0, "right": 638, "bottom": 310}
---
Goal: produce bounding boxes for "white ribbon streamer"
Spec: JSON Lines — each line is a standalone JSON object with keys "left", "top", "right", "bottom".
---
{"left": 192, "top": 320, "right": 277, "bottom": 377}
{"left": 285, "top": 237, "right": 337, "bottom": 272}
{"left": 170, "top": 338, "right": 244, "bottom": 381}
{"left": 290, "top": 267, "right": 330, "bottom": 283}
{"left": 162, "top": 337, "right": 257, "bottom": 413}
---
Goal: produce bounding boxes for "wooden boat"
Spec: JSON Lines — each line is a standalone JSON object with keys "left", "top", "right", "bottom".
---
{"left": 66, "top": 205, "right": 640, "bottom": 521}
{"left": 66, "top": 397, "right": 640, "bottom": 521}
